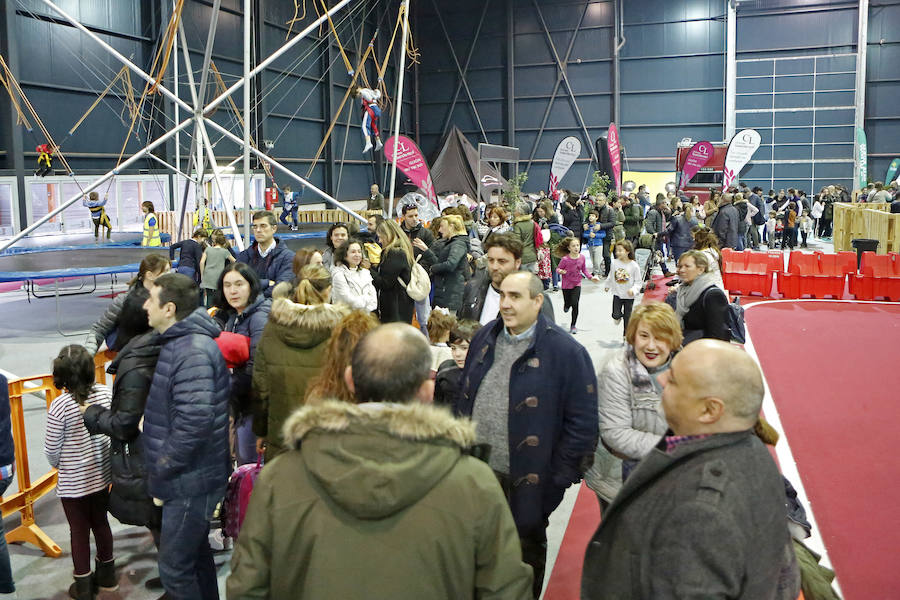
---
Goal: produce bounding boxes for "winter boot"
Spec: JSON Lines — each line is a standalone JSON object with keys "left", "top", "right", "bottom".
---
{"left": 94, "top": 558, "right": 118, "bottom": 591}
{"left": 68, "top": 573, "right": 94, "bottom": 600}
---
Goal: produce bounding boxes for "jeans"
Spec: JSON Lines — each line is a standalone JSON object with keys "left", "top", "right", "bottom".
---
{"left": 176, "top": 265, "right": 196, "bottom": 282}
{"left": 494, "top": 472, "right": 548, "bottom": 599}
{"left": 0, "top": 479, "right": 14, "bottom": 594}
{"left": 551, "top": 269, "right": 560, "bottom": 289}
{"left": 588, "top": 245, "right": 603, "bottom": 275}
{"left": 235, "top": 414, "right": 257, "bottom": 466}
{"left": 414, "top": 296, "right": 431, "bottom": 337}
{"left": 749, "top": 223, "right": 761, "bottom": 248}
{"left": 671, "top": 245, "right": 690, "bottom": 263}
{"left": 159, "top": 490, "right": 224, "bottom": 600}
{"left": 279, "top": 206, "right": 298, "bottom": 227}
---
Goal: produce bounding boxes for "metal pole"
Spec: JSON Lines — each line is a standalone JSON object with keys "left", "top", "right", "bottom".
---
{"left": 388, "top": 0, "right": 411, "bottom": 215}
{"left": 203, "top": 117, "right": 367, "bottom": 224}
{"left": 203, "top": 0, "right": 353, "bottom": 116}
{"left": 243, "top": 0, "right": 252, "bottom": 247}
{"left": 146, "top": 153, "right": 199, "bottom": 183}
{"left": 853, "top": 0, "right": 869, "bottom": 188}
{"left": 177, "top": 25, "right": 245, "bottom": 251}
{"left": 0, "top": 118, "right": 193, "bottom": 252}
{"left": 173, "top": 0, "right": 180, "bottom": 182}
{"left": 724, "top": 0, "right": 737, "bottom": 140}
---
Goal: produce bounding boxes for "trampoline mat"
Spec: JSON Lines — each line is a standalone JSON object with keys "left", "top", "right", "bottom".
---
{"left": 283, "top": 237, "right": 328, "bottom": 252}
{"left": 0, "top": 232, "right": 170, "bottom": 255}
{"left": 0, "top": 248, "right": 169, "bottom": 282}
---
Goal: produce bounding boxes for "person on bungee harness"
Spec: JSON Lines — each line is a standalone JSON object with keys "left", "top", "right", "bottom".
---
{"left": 35, "top": 143, "right": 55, "bottom": 177}
{"left": 83, "top": 191, "right": 112, "bottom": 240}
{"left": 357, "top": 87, "right": 383, "bottom": 154}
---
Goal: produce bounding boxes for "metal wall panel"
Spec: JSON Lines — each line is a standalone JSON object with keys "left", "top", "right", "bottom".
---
{"left": 866, "top": 1, "right": 900, "bottom": 182}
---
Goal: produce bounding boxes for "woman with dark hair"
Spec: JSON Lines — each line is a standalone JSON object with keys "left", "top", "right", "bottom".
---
{"left": 322, "top": 222, "right": 350, "bottom": 272}
{"left": 45, "top": 345, "right": 115, "bottom": 599}
{"left": 691, "top": 226, "right": 724, "bottom": 290}
{"left": 675, "top": 250, "right": 730, "bottom": 344}
{"left": 216, "top": 262, "right": 271, "bottom": 465}
{"left": 331, "top": 238, "right": 377, "bottom": 312}
{"left": 84, "top": 254, "right": 170, "bottom": 354}
{"left": 82, "top": 290, "right": 163, "bottom": 566}
{"left": 252, "top": 265, "right": 349, "bottom": 460}
{"left": 141, "top": 201, "right": 161, "bottom": 247}
{"left": 480, "top": 205, "right": 509, "bottom": 243}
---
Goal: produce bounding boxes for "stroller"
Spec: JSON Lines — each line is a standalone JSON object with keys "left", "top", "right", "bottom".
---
{"left": 635, "top": 247, "right": 662, "bottom": 293}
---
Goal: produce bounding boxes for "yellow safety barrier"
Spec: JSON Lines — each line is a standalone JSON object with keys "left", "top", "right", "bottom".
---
{"left": 1, "top": 351, "right": 114, "bottom": 558}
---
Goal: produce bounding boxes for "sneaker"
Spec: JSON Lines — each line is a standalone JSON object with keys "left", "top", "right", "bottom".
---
{"left": 563, "top": 304, "right": 569, "bottom": 313}
{"left": 569, "top": 327, "right": 577, "bottom": 334}
{"left": 552, "top": 286, "right": 559, "bottom": 292}
{"left": 613, "top": 317, "right": 621, "bottom": 325}
{"left": 210, "top": 529, "right": 231, "bottom": 552}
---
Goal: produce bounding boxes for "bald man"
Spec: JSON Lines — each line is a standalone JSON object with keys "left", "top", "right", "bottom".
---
{"left": 581, "top": 340, "right": 799, "bottom": 600}
{"left": 229, "top": 324, "right": 533, "bottom": 599}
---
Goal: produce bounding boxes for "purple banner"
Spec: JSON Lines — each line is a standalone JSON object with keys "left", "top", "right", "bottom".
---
{"left": 679, "top": 141, "right": 714, "bottom": 189}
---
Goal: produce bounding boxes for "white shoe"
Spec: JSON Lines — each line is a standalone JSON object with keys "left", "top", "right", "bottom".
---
{"left": 375, "top": 138, "right": 383, "bottom": 151}
{"left": 362, "top": 141, "right": 373, "bottom": 153}
{"left": 613, "top": 317, "right": 622, "bottom": 325}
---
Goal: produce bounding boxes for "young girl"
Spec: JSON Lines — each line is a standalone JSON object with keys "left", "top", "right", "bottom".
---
{"left": 536, "top": 229, "right": 553, "bottom": 289}
{"left": 556, "top": 236, "right": 600, "bottom": 334}
{"left": 604, "top": 240, "right": 643, "bottom": 335}
{"left": 427, "top": 308, "right": 457, "bottom": 375}
{"left": 200, "top": 229, "right": 235, "bottom": 307}
{"left": 44, "top": 345, "right": 115, "bottom": 599}
{"left": 765, "top": 210, "right": 777, "bottom": 247}
{"left": 798, "top": 209, "right": 813, "bottom": 248}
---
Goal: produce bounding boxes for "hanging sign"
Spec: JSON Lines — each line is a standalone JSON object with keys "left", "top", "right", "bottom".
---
{"left": 884, "top": 157, "right": 899, "bottom": 186}
{"left": 549, "top": 136, "right": 581, "bottom": 196}
{"left": 679, "top": 141, "right": 714, "bottom": 189}
{"left": 856, "top": 127, "right": 868, "bottom": 190}
{"left": 607, "top": 123, "right": 622, "bottom": 195}
{"left": 384, "top": 135, "right": 440, "bottom": 220}
{"left": 722, "top": 129, "right": 761, "bottom": 191}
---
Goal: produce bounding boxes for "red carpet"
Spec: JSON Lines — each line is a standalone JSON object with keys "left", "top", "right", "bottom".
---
{"left": 543, "top": 483, "right": 600, "bottom": 599}
{"left": 746, "top": 301, "right": 900, "bottom": 599}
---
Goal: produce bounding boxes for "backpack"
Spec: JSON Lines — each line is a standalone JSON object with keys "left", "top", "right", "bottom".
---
{"left": 222, "top": 454, "right": 263, "bottom": 539}
{"left": 399, "top": 254, "right": 430, "bottom": 302}
{"left": 725, "top": 297, "right": 746, "bottom": 344}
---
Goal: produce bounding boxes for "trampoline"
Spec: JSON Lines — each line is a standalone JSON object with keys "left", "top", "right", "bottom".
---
{"left": 0, "top": 232, "right": 171, "bottom": 255}
{"left": 0, "top": 247, "right": 172, "bottom": 335}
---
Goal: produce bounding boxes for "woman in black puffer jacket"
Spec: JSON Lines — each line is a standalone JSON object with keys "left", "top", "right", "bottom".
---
{"left": 83, "top": 291, "right": 162, "bottom": 540}
{"left": 426, "top": 214, "right": 471, "bottom": 314}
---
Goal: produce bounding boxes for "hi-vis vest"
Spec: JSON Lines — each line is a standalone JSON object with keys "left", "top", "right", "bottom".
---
{"left": 193, "top": 206, "right": 212, "bottom": 231}
{"left": 142, "top": 213, "right": 161, "bottom": 247}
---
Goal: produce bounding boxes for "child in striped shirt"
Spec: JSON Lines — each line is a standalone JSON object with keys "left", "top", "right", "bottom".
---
{"left": 44, "top": 345, "right": 116, "bottom": 599}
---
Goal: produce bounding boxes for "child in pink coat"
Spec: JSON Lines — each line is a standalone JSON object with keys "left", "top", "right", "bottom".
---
{"left": 556, "top": 236, "right": 600, "bottom": 334}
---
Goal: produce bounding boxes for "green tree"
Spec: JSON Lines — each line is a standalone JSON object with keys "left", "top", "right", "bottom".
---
{"left": 503, "top": 171, "right": 529, "bottom": 209}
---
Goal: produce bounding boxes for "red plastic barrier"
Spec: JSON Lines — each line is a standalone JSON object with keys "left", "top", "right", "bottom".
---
{"left": 723, "top": 250, "right": 778, "bottom": 296}
{"left": 780, "top": 251, "right": 855, "bottom": 299}
{"left": 851, "top": 252, "right": 900, "bottom": 301}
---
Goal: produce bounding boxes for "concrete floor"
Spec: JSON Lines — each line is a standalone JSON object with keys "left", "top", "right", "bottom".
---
{"left": 0, "top": 236, "right": 833, "bottom": 599}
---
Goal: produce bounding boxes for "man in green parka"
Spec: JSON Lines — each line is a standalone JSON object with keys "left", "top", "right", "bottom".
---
{"left": 622, "top": 193, "right": 644, "bottom": 245}
{"left": 228, "top": 323, "right": 533, "bottom": 600}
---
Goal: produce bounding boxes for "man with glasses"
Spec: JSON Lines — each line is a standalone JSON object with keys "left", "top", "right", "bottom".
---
{"left": 237, "top": 210, "right": 295, "bottom": 298}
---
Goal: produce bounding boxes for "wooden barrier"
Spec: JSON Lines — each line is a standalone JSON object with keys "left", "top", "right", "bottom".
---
{"left": 833, "top": 203, "right": 897, "bottom": 253}
{"left": 0, "top": 351, "right": 115, "bottom": 558}
{"left": 157, "top": 208, "right": 377, "bottom": 243}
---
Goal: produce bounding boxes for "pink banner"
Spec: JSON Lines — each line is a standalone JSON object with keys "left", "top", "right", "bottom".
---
{"left": 679, "top": 141, "right": 714, "bottom": 189}
{"left": 384, "top": 135, "right": 439, "bottom": 210}
{"left": 607, "top": 123, "right": 622, "bottom": 195}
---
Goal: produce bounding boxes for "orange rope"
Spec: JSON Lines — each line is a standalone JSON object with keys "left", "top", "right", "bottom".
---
{"left": 0, "top": 56, "right": 31, "bottom": 129}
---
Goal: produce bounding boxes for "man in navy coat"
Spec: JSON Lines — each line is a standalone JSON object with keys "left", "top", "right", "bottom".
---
{"left": 457, "top": 271, "right": 598, "bottom": 598}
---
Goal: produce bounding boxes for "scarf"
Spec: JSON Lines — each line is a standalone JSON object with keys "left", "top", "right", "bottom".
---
{"left": 675, "top": 271, "right": 719, "bottom": 322}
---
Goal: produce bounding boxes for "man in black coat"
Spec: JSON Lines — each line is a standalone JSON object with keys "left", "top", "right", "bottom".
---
{"left": 459, "top": 234, "right": 554, "bottom": 325}
{"left": 582, "top": 340, "right": 799, "bottom": 600}
{"left": 713, "top": 193, "right": 741, "bottom": 249}
{"left": 749, "top": 186, "right": 767, "bottom": 250}
{"left": 458, "top": 272, "right": 598, "bottom": 598}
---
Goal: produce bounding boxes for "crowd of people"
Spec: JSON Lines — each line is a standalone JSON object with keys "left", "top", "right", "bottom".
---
{"left": 0, "top": 178, "right": 859, "bottom": 600}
